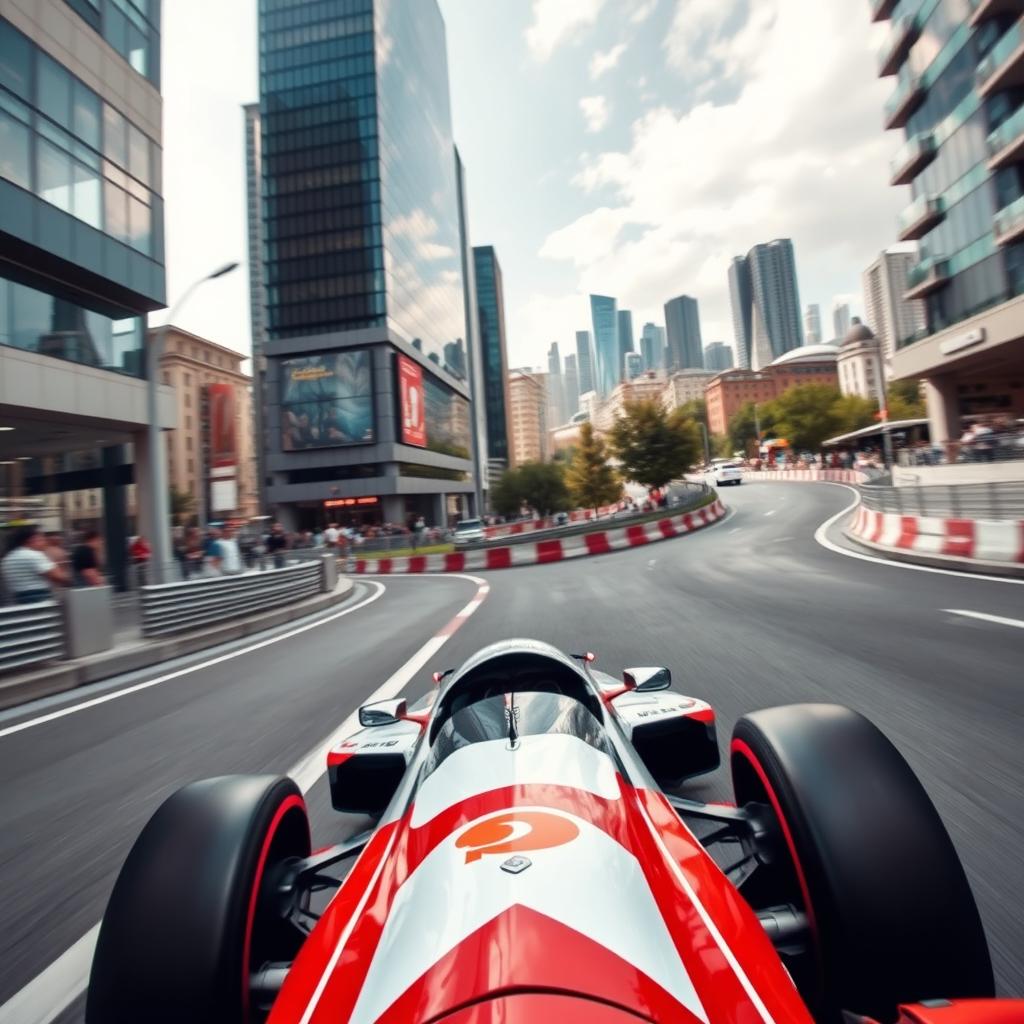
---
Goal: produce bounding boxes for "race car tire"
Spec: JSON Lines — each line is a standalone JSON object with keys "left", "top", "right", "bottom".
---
{"left": 87, "top": 775, "right": 310, "bottom": 1024}
{"left": 731, "top": 704, "right": 993, "bottom": 1023}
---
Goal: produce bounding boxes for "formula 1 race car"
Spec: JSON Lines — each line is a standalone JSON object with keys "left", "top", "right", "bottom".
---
{"left": 87, "top": 639, "right": 1020, "bottom": 1024}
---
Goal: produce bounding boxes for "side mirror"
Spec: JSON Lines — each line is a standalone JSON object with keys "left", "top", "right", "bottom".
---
{"left": 622, "top": 667, "right": 671, "bottom": 692}
{"left": 359, "top": 698, "right": 408, "bottom": 727}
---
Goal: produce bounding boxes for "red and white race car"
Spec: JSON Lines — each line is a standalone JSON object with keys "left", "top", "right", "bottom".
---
{"left": 87, "top": 640, "right": 1019, "bottom": 1024}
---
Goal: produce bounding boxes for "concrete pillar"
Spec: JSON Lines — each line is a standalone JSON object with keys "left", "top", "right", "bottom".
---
{"left": 924, "top": 374, "right": 960, "bottom": 450}
{"left": 434, "top": 493, "right": 447, "bottom": 529}
{"left": 63, "top": 586, "right": 114, "bottom": 658}
{"left": 320, "top": 552, "right": 338, "bottom": 593}
{"left": 382, "top": 495, "right": 404, "bottom": 524}
{"left": 102, "top": 445, "right": 128, "bottom": 592}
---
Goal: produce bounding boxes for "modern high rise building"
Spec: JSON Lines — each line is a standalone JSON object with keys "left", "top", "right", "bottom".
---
{"left": 617, "top": 308, "right": 635, "bottom": 370}
{"left": 508, "top": 368, "right": 548, "bottom": 464}
{"left": 804, "top": 303, "right": 822, "bottom": 345}
{"left": 704, "top": 342, "right": 734, "bottom": 372}
{"left": 832, "top": 302, "right": 852, "bottom": 341}
{"left": 0, "top": 1, "right": 170, "bottom": 588}
{"left": 729, "top": 241, "right": 804, "bottom": 369}
{"left": 664, "top": 295, "right": 704, "bottom": 369}
{"left": 590, "top": 294, "right": 620, "bottom": 396}
{"left": 547, "top": 341, "right": 566, "bottom": 427}
{"left": 640, "top": 322, "right": 666, "bottom": 371}
{"left": 564, "top": 353, "right": 579, "bottom": 418}
{"left": 873, "top": 0, "right": 1024, "bottom": 443}
{"left": 472, "top": 246, "right": 512, "bottom": 471}
{"left": 575, "top": 330, "right": 596, "bottom": 396}
{"left": 257, "top": 0, "right": 479, "bottom": 529}
{"left": 624, "top": 351, "right": 643, "bottom": 380}
{"left": 862, "top": 249, "right": 927, "bottom": 362}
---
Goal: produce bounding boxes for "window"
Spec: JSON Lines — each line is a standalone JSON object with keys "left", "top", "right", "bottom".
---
{"left": 104, "top": 178, "right": 129, "bottom": 241}
{"left": 37, "top": 139, "right": 72, "bottom": 212}
{"left": 0, "top": 107, "right": 31, "bottom": 189}
{"left": 103, "top": 104, "right": 128, "bottom": 167}
{"left": 0, "top": 19, "right": 32, "bottom": 99}
{"left": 128, "top": 122, "right": 149, "bottom": 184}
{"left": 72, "top": 80, "right": 101, "bottom": 150}
{"left": 72, "top": 160, "right": 102, "bottom": 228}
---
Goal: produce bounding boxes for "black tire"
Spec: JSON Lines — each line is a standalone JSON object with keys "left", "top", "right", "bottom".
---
{"left": 731, "top": 704, "right": 992, "bottom": 1023}
{"left": 87, "top": 775, "right": 310, "bottom": 1024}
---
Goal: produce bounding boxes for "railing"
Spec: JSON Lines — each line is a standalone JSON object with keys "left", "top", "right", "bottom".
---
{"left": 891, "top": 132, "right": 935, "bottom": 183}
{"left": 994, "top": 193, "right": 1024, "bottom": 243}
{"left": 878, "top": 14, "right": 919, "bottom": 76}
{"left": 898, "top": 194, "right": 943, "bottom": 239}
{"left": 977, "top": 18, "right": 1023, "bottom": 90}
{"left": 860, "top": 481, "right": 1024, "bottom": 518}
{"left": 0, "top": 601, "right": 63, "bottom": 674}
{"left": 140, "top": 559, "right": 324, "bottom": 638}
{"left": 884, "top": 71, "right": 924, "bottom": 127}
{"left": 987, "top": 103, "right": 1024, "bottom": 159}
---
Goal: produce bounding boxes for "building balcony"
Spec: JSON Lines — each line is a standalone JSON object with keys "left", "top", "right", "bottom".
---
{"left": 994, "top": 194, "right": 1024, "bottom": 246}
{"left": 884, "top": 72, "right": 926, "bottom": 129}
{"left": 904, "top": 257, "right": 950, "bottom": 300}
{"left": 871, "top": 0, "right": 899, "bottom": 22}
{"left": 977, "top": 19, "right": 1024, "bottom": 98}
{"left": 878, "top": 15, "right": 921, "bottom": 77}
{"left": 969, "top": 0, "right": 1022, "bottom": 28}
{"left": 898, "top": 194, "right": 945, "bottom": 241}
{"left": 890, "top": 133, "right": 937, "bottom": 185}
{"left": 987, "top": 103, "right": 1024, "bottom": 169}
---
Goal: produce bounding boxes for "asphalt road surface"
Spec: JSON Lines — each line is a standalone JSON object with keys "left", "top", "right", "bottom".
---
{"left": 1, "top": 481, "right": 1021, "bottom": 1023}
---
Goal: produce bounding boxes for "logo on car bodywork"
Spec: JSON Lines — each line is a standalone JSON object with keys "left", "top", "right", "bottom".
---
{"left": 455, "top": 810, "right": 580, "bottom": 864}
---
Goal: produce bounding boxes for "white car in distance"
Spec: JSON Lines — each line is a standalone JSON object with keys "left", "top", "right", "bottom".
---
{"left": 452, "top": 518, "right": 486, "bottom": 545}
{"left": 704, "top": 460, "right": 744, "bottom": 487}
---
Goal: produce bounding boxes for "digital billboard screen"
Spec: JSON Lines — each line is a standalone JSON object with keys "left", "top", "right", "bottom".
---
{"left": 397, "top": 354, "right": 427, "bottom": 447}
{"left": 281, "top": 351, "right": 374, "bottom": 450}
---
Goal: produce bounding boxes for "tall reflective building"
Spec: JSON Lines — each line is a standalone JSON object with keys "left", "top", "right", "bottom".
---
{"left": 640, "top": 322, "right": 666, "bottom": 371}
{"left": 704, "top": 342, "right": 734, "bottom": 372}
{"left": 872, "top": 0, "right": 1024, "bottom": 443}
{"left": 564, "top": 353, "right": 580, "bottom": 417}
{"left": 575, "top": 329, "right": 596, "bottom": 395}
{"left": 729, "top": 240, "right": 803, "bottom": 370}
{"left": 257, "top": 0, "right": 477, "bottom": 528}
{"left": 728, "top": 257, "right": 754, "bottom": 369}
{"left": 547, "top": 340, "right": 566, "bottom": 427}
{"left": 617, "top": 308, "right": 635, "bottom": 375}
{"left": 664, "top": 295, "right": 704, "bottom": 369}
{"left": 472, "top": 246, "right": 511, "bottom": 471}
{"left": 590, "top": 294, "right": 620, "bottom": 396}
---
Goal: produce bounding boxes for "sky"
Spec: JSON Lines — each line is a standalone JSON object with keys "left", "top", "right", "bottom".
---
{"left": 158, "top": 0, "right": 908, "bottom": 372}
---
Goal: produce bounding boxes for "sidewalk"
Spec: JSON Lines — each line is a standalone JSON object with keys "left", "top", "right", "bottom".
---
{"left": 0, "top": 576, "right": 355, "bottom": 712}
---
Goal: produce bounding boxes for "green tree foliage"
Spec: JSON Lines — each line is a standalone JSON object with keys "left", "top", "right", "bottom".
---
{"left": 610, "top": 401, "right": 701, "bottom": 491}
{"left": 517, "top": 461, "right": 571, "bottom": 516}
{"left": 565, "top": 422, "right": 621, "bottom": 510}
{"left": 765, "top": 384, "right": 844, "bottom": 452}
{"left": 489, "top": 470, "right": 523, "bottom": 519}
{"left": 727, "top": 401, "right": 777, "bottom": 455}
{"left": 712, "top": 433, "right": 735, "bottom": 459}
{"left": 886, "top": 379, "right": 926, "bottom": 420}
{"left": 677, "top": 398, "right": 707, "bottom": 425}
{"left": 832, "top": 394, "right": 879, "bottom": 436}
{"left": 168, "top": 486, "right": 195, "bottom": 526}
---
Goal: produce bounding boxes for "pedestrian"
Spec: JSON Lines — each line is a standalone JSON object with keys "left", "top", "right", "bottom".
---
{"left": 324, "top": 522, "right": 339, "bottom": 549}
{"left": 266, "top": 522, "right": 288, "bottom": 569}
{"left": 210, "top": 524, "right": 243, "bottom": 575}
{"left": 129, "top": 534, "right": 151, "bottom": 587}
{"left": 183, "top": 527, "right": 205, "bottom": 579}
{"left": 71, "top": 529, "right": 104, "bottom": 587}
{"left": 44, "top": 532, "right": 70, "bottom": 575}
{"left": 1, "top": 525, "right": 69, "bottom": 604}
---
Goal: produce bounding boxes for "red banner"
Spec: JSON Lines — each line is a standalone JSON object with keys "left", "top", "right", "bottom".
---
{"left": 207, "top": 383, "right": 237, "bottom": 470}
{"left": 397, "top": 354, "right": 426, "bottom": 447}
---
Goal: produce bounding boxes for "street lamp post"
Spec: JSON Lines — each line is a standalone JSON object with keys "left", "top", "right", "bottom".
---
{"left": 145, "top": 261, "right": 239, "bottom": 583}
{"left": 697, "top": 420, "right": 711, "bottom": 465}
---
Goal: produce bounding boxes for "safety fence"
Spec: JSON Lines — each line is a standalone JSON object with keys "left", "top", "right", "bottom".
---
{"left": 859, "top": 480, "right": 1024, "bottom": 519}
{"left": 747, "top": 469, "right": 870, "bottom": 484}
{"left": 140, "top": 559, "right": 325, "bottom": 638}
{"left": 0, "top": 601, "right": 63, "bottom": 674}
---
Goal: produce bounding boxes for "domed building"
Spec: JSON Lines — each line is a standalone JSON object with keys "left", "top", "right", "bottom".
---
{"left": 837, "top": 319, "right": 885, "bottom": 405}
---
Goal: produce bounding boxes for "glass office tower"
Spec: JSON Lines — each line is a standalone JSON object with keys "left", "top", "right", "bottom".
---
{"left": 664, "top": 295, "right": 704, "bottom": 369}
{"left": 590, "top": 294, "right": 619, "bottom": 396}
{"left": 472, "top": 245, "right": 512, "bottom": 468}
{"left": 575, "top": 329, "right": 596, "bottom": 395}
{"left": 258, "top": 0, "right": 477, "bottom": 528}
{"left": 873, "top": 0, "right": 1024, "bottom": 442}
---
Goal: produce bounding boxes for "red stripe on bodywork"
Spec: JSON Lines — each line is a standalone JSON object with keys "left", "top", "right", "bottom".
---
{"left": 535, "top": 539, "right": 564, "bottom": 563}
{"left": 942, "top": 519, "right": 975, "bottom": 557}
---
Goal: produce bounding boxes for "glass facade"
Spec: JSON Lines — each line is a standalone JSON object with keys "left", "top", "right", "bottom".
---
{"left": 575, "top": 330, "right": 595, "bottom": 395}
{"left": 664, "top": 295, "right": 705, "bottom": 369}
{"left": 0, "top": 273, "right": 145, "bottom": 375}
{"left": 747, "top": 240, "right": 804, "bottom": 358}
{"left": 472, "top": 246, "right": 510, "bottom": 463}
{"left": 0, "top": 16, "right": 163, "bottom": 259}
{"left": 63, "top": 0, "right": 161, "bottom": 85}
{"left": 728, "top": 256, "right": 754, "bottom": 369}
{"left": 590, "top": 294, "right": 619, "bottom": 397}
{"left": 422, "top": 372, "right": 472, "bottom": 460}
{"left": 880, "top": 0, "right": 1024, "bottom": 347}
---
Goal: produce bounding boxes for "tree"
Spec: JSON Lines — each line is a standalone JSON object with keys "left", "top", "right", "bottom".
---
{"left": 565, "top": 422, "right": 621, "bottom": 510}
{"left": 168, "top": 486, "right": 195, "bottom": 526}
{"left": 727, "top": 401, "right": 776, "bottom": 455}
{"left": 677, "top": 398, "right": 707, "bottom": 425}
{"left": 489, "top": 469, "right": 523, "bottom": 519}
{"left": 832, "top": 394, "right": 878, "bottom": 436}
{"left": 517, "top": 461, "right": 570, "bottom": 516}
{"left": 886, "top": 378, "right": 926, "bottom": 419}
{"left": 765, "top": 384, "right": 843, "bottom": 452}
{"left": 609, "top": 400, "right": 701, "bottom": 491}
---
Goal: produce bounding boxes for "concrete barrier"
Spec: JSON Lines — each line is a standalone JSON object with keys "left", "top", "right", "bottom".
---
{"left": 750, "top": 469, "right": 869, "bottom": 484}
{"left": 353, "top": 499, "right": 728, "bottom": 574}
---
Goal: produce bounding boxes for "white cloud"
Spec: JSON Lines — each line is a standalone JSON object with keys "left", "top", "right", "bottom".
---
{"left": 388, "top": 209, "right": 456, "bottom": 261}
{"left": 579, "top": 95, "right": 609, "bottom": 133}
{"left": 630, "top": 0, "right": 660, "bottom": 23}
{"left": 526, "top": 0, "right": 606, "bottom": 61}
{"left": 589, "top": 42, "right": 628, "bottom": 79}
{"left": 542, "top": 0, "right": 905, "bottom": 358}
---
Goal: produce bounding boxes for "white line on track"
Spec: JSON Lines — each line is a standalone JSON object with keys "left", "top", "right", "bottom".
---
{"left": 0, "top": 573, "right": 489, "bottom": 1024}
{"left": 763, "top": 510, "right": 776, "bottom": 517}
{"left": 812, "top": 485, "right": 1024, "bottom": 586}
{"left": 944, "top": 608, "right": 1024, "bottom": 630}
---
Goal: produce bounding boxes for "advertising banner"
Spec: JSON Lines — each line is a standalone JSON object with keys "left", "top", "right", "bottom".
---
{"left": 207, "top": 383, "right": 237, "bottom": 471}
{"left": 397, "top": 354, "right": 427, "bottom": 447}
{"left": 281, "top": 350, "right": 374, "bottom": 450}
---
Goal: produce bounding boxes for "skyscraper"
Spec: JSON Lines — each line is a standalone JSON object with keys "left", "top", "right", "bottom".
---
{"left": 257, "top": 0, "right": 478, "bottom": 527}
{"left": 508, "top": 369, "right": 548, "bottom": 464}
{"left": 833, "top": 302, "right": 851, "bottom": 341}
{"left": 704, "top": 342, "right": 734, "bottom": 372}
{"left": 473, "top": 246, "right": 512, "bottom": 469}
{"left": 575, "top": 330, "right": 596, "bottom": 395}
{"left": 862, "top": 250, "right": 926, "bottom": 361}
{"left": 729, "top": 240, "right": 804, "bottom": 369}
{"left": 618, "top": 309, "right": 635, "bottom": 373}
{"left": 804, "top": 304, "right": 822, "bottom": 345}
{"left": 664, "top": 295, "right": 704, "bottom": 369}
{"left": 624, "top": 351, "right": 643, "bottom": 380}
{"left": 564, "top": 354, "right": 580, "bottom": 417}
{"left": 872, "top": 1, "right": 1024, "bottom": 446}
{"left": 547, "top": 341, "right": 566, "bottom": 426}
{"left": 640, "top": 323, "right": 666, "bottom": 371}
{"left": 590, "top": 295, "right": 620, "bottom": 396}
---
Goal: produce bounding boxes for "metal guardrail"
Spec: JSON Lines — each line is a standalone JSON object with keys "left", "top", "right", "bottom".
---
{"left": 859, "top": 480, "right": 1024, "bottom": 519}
{"left": 0, "top": 601, "right": 63, "bottom": 674}
{"left": 140, "top": 559, "right": 324, "bottom": 638}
